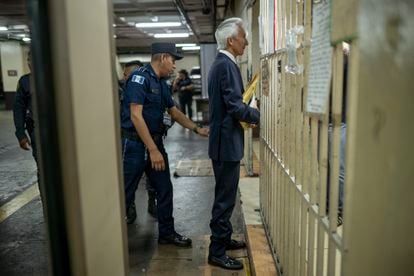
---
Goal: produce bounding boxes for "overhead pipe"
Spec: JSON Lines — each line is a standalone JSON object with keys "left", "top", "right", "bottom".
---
{"left": 212, "top": 0, "right": 217, "bottom": 39}
{"left": 223, "top": 0, "right": 231, "bottom": 17}
{"left": 172, "top": 0, "right": 200, "bottom": 42}
{"left": 201, "top": 0, "right": 212, "bottom": 14}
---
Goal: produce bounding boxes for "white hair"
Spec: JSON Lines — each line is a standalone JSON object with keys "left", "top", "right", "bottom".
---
{"left": 215, "top": 17, "right": 246, "bottom": 50}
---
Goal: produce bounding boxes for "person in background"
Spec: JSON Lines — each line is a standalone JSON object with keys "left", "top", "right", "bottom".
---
{"left": 207, "top": 17, "right": 260, "bottom": 270}
{"left": 119, "top": 60, "right": 143, "bottom": 102}
{"left": 123, "top": 60, "right": 143, "bottom": 81}
{"left": 13, "top": 52, "right": 45, "bottom": 204}
{"left": 173, "top": 69, "right": 193, "bottom": 119}
{"left": 119, "top": 60, "right": 158, "bottom": 223}
{"left": 121, "top": 42, "right": 209, "bottom": 246}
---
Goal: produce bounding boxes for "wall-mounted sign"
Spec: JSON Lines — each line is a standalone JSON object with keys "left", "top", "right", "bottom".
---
{"left": 7, "top": 70, "right": 18, "bottom": 77}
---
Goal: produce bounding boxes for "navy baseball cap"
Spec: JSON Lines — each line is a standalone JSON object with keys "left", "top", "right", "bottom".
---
{"left": 151, "top": 42, "right": 183, "bottom": 60}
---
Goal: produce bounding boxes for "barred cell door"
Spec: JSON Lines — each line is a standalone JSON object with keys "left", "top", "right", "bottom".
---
{"left": 258, "top": 0, "right": 414, "bottom": 275}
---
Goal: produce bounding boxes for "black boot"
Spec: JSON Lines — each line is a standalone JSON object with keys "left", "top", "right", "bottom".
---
{"left": 147, "top": 191, "right": 157, "bottom": 218}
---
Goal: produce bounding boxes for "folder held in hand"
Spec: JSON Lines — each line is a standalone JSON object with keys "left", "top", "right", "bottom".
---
{"left": 240, "top": 73, "right": 260, "bottom": 130}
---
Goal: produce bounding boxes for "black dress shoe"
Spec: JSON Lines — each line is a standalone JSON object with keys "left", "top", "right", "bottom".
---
{"left": 208, "top": 255, "right": 243, "bottom": 270}
{"left": 125, "top": 203, "right": 137, "bottom": 224}
{"left": 225, "top": 239, "right": 246, "bottom": 250}
{"left": 158, "top": 232, "right": 192, "bottom": 247}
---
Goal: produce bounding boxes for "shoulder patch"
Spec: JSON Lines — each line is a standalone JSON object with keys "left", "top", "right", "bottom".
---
{"left": 131, "top": 75, "right": 145, "bottom": 84}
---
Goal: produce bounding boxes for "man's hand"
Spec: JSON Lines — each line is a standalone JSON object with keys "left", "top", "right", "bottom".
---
{"left": 19, "top": 137, "right": 31, "bottom": 150}
{"left": 248, "top": 124, "right": 258, "bottom": 129}
{"left": 196, "top": 127, "right": 209, "bottom": 137}
{"left": 149, "top": 148, "right": 165, "bottom": 171}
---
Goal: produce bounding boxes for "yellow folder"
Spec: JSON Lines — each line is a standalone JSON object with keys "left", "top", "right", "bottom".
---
{"left": 240, "top": 73, "right": 260, "bottom": 130}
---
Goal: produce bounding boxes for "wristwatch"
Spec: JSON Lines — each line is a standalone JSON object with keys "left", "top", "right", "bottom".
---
{"left": 192, "top": 125, "right": 199, "bottom": 134}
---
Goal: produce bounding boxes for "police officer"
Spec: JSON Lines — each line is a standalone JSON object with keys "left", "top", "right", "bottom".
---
{"left": 119, "top": 60, "right": 143, "bottom": 102}
{"left": 119, "top": 60, "right": 158, "bottom": 223}
{"left": 121, "top": 42, "right": 209, "bottom": 247}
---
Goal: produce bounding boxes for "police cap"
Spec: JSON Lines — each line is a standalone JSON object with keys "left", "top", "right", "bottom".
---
{"left": 151, "top": 42, "right": 183, "bottom": 60}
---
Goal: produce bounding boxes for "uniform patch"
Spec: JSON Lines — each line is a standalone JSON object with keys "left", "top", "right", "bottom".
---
{"left": 131, "top": 75, "right": 145, "bottom": 84}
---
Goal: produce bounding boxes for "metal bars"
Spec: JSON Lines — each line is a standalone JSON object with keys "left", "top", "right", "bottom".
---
{"left": 259, "top": 0, "right": 349, "bottom": 275}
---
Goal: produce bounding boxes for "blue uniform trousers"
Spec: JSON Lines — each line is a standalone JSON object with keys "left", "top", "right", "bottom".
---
{"left": 122, "top": 137, "right": 174, "bottom": 237}
{"left": 209, "top": 160, "right": 240, "bottom": 258}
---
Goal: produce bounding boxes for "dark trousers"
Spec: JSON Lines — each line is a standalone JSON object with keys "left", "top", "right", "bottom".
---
{"left": 28, "top": 129, "right": 44, "bottom": 198}
{"left": 28, "top": 129, "right": 47, "bottom": 220}
{"left": 179, "top": 94, "right": 193, "bottom": 119}
{"left": 28, "top": 129, "right": 37, "bottom": 163}
{"left": 122, "top": 137, "right": 174, "bottom": 236}
{"left": 209, "top": 160, "right": 240, "bottom": 258}
{"left": 145, "top": 175, "right": 156, "bottom": 194}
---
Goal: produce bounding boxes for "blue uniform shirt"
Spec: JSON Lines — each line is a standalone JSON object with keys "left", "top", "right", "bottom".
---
{"left": 121, "top": 64, "right": 175, "bottom": 134}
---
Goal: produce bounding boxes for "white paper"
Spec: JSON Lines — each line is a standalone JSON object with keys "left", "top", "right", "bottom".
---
{"left": 306, "top": 0, "right": 333, "bottom": 115}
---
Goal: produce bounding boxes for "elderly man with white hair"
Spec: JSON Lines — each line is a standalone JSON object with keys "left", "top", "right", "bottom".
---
{"left": 207, "top": 17, "right": 260, "bottom": 270}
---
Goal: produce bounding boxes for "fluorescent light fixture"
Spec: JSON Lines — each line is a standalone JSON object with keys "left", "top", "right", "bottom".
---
{"left": 0, "top": 26, "right": 8, "bottom": 31}
{"left": 22, "top": 37, "right": 31, "bottom": 42}
{"left": 16, "top": 34, "right": 26, "bottom": 37}
{"left": 182, "top": 46, "right": 200, "bottom": 51}
{"left": 136, "top": 22, "right": 181, "bottom": 28}
{"left": 154, "top": 33, "right": 189, "bottom": 38}
{"left": 176, "top": 43, "right": 196, "bottom": 47}
{"left": 113, "top": 24, "right": 116, "bottom": 27}
{"left": 12, "top": 25, "right": 28, "bottom": 29}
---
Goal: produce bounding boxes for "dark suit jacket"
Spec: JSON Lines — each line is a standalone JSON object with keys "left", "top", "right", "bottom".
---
{"left": 13, "top": 74, "right": 33, "bottom": 141}
{"left": 208, "top": 53, "right": 260, "bottom": 161}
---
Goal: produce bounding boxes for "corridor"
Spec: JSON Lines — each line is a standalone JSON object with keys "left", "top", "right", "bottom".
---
{"left": 0, "top": 112, "right": 254, "bottom": 275}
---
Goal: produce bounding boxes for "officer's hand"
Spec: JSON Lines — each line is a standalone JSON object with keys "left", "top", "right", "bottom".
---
{"left": 248, "top": 124, "right": 258, "bottom": 129}
{"left": 197, "top": 127, "right": 209, "bottom": 137}
{"left": 19, "top": 137, "right": 31, "bottom": 150}
{"left": 149, "top": 149, "right": 165, "bottom": 171}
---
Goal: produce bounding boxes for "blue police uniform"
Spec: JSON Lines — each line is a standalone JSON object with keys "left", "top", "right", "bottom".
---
{"left": 208, "top": 53, "right": 260, "bottom": 258}
{"left": 121, "top": 64, "right": 176, "bottom": 237}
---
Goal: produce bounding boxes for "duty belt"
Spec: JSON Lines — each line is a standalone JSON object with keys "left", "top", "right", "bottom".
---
{"left": 121, "top": 129, "right": 140, "bottom": 141}
{"left": 121, "top": 129, "right": 163, "bottom": 143}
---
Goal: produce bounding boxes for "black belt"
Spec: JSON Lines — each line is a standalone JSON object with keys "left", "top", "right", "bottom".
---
{"left": 121, "top": 129, "right": 163, "bottom": 143}
{"left": 121, "top": 129, "right": 140, "bottom": 141}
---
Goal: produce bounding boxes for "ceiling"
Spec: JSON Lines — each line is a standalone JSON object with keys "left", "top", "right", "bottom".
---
{"left": 0, "top": 0, "right": 234, "bottom": 54}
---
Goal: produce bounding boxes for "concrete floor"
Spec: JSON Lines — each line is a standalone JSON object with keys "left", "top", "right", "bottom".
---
{"left": 0, "top": 111, "right": 250, "bottom": 275}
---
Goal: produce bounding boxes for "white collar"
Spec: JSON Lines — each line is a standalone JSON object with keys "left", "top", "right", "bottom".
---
{"left": 219, "top": 50, "right": 237, "bottom": 64}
